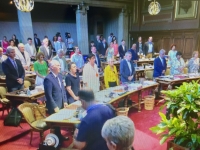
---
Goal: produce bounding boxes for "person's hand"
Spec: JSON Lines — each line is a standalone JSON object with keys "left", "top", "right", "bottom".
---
{"left": 162, "top": 70, "right": 165, "bottom": 74}
{"left": 73, "top": 96, "right": 79, "bottom": 101}
{"left": 17, "top": 78, "right": 23, "bottom": 84}
{"left": 128, "top": 76, "right": 133, "bottom": 81}
{"left": 54, "top": 107, "right": 59, "bottom": 113}
{"left": 64, "top": 103, "right": 68, "bottom": 108}
{"left": 79, "top": 68, "right": 83, "bottom": 73}
{"left": 73, "top": 128, "right": 79, "bottom": 140}
{"left": 24, "top": 66, "right": 28, "bottom": 70}
{"left": 133, "top": 60, "right": 138, "bottom": 63}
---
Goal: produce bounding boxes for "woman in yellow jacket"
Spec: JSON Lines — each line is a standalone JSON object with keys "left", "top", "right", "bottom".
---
{"left": 104, "top": 59, "right": 119, "bottom": 88}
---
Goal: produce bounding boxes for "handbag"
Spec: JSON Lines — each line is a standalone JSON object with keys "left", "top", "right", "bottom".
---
{"left": 4, "top": 107, "right": 22, "bottom": 127}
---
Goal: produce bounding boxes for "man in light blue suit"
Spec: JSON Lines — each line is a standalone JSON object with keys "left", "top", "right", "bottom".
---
{"left": 44, "top": 60, "right": 68, "bottom": 142}
{"left": 120, "top": 52, "right": 135, "bottom": 83}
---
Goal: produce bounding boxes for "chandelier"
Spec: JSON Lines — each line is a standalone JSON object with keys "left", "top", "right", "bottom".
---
{"left": 13, "top": 0, "right": 34, "bottom": 12}
{"left": 148, "top": 0, "right": 161, "bottom": 15}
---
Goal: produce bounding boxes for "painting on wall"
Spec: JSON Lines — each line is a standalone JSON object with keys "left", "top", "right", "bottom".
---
{"left": 175, "top": 1, "right": 198, "bottom": 20}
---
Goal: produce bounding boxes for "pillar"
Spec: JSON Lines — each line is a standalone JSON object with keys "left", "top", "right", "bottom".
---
{"left": 17, "top": 10, "right": 34, "bottom": 44}
{"left": 76, "top": 5, "right": 89, "bottom": 55}
{"left": 118, "top": 9, "right": 128, "bottom": 47}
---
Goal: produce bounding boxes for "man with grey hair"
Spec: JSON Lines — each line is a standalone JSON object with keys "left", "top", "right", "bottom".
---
{"left": 153, "top": 49, "right": 167, "bottom": 78}
{"left": 102, "top": 116, "right": 135, "bottom": 150}
{"left": 73, "top": 89, "right": 115, "bottom": 150}
{"left": 39, "top": 38, "right": 53, "bottom": 63}
{"left": 2, "top": 48, "right": 25, "bottom": 92}
{"left": 120, "top": 51, "right": 135, "bottom": 83}
{"left": 52, "top": 49, "right": 69, "bottom": 78}
{"left": 43, "top": 60, "right": 68, "bottom": 142}
{"left": 15, "top": 43, "right": 31, "bottom": 70}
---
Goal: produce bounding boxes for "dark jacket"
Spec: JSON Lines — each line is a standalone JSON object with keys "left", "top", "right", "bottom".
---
{"left": 136, "top": 42, "right": 144, "bottom": 53}
{"left": 118, "top": 45, "right": 127, "bottom": 59}
{"left": 2, "top": 58, "right": 25, "bottom": 91}
{"left": 120, "top": 59, "right": 135, "bottom": 82}
{"left": 153, "top": 57, "right": 167, "bottom": 77}
{"left": 44, "top": 72, "right": 68, "bottom": 114}
{"left": 144, "top": 42, "right": 154, "bottom": 56}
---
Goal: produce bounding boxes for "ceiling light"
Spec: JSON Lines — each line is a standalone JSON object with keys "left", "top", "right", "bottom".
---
{"left": 148, "top": 0, "right": 161, "bottom": 15}
{"left": 13, "top": 0, "right": 34, "bottom": 12}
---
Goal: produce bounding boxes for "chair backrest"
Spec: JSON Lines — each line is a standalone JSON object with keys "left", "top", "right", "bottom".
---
{"left": 165, "top": 68, "right": 170, "bottom": 75}
{"left": 184, "top": 67, "right": 188, "bottom": 74}
{"left": 24, "top": 80, "right": 31, "bottom": 88}
{"left": 144, "top": 70, "right": 153, "bottom": 80}
{"left": 18, "top": 103, "right": 37, "bottom": 123}
{"left": 0, "top": 86, "right": 7, "bottom": 98}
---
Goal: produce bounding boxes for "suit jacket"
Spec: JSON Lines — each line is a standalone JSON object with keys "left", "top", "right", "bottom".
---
{"left": 24, "top": 43, "right": 37, "bottom": 57}
{"left": 52, "top": 55, "right": 69, "bottom": 73}
{"left": 144, "top": 42, "right": 154, "bottom": 55}
{"left": 99, "top": 42, "right": 108, "bottom": 55}
{"left": 153, "top": 57, "right": 167, "bottom": 77}
{"left": 93, "top": 53, "right": 101, "bottom": 68}
{"left": 39, "top": 45, "right": 53, "bottom": 61}
{"left": 0, "top": 55, "right": 7, "bottom": 75}
{"left": 136, "top": 42, "right": 144, "bottom": 53}
{"left": 34, "top": 37, "right": 41, "bottom": 49}
{"left": 120, "top": 59, "right": 135, "bottom": 82}
{"left": 118, "top": 45, "right": 127, "bottom": 59}
{"left": 2, "top": 58, "right": 25, "bottom": 90}
{"left": 54, "top": 41, "right": 67, "bottom": 54}
{"left": 44, "top": 72, "right": 68, "bottom": 114}
{"left": 15, "top": 50, "right": 31, "bottom": 68}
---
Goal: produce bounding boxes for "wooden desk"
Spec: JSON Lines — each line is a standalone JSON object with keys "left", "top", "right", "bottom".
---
{"left": 45, "top": 82, "right": 158, "bottom": 128}
{"left": 155, "top": 74, "right": 200, "bottom": 90}
{"left": 5, "top": 89, "right": 45, "bottom": 103}
{"left": 0, "top": 73, "right": 36, "bottom": 84}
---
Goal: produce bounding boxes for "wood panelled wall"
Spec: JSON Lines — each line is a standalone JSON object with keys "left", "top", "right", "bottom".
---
{"left": 130, "top": 30, "right": 200, "bottom": 59}
{"left": 130, "top": 0, "right": 200, "bottom": 60}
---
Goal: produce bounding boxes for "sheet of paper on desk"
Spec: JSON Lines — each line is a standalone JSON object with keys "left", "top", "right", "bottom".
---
{"left": 47, "top": 109, "right": 76, "bottom": 121}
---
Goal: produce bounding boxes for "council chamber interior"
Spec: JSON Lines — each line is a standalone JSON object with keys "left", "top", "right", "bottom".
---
{"left": 0, "top": 0, "right": 199, "bottom": 150}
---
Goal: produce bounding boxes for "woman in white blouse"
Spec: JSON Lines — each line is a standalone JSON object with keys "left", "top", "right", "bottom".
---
{"left": 82, "top": 53, "right": 99, "bottom": 93}
{"left": 170, "top": 51, "right": 185, "bottom": 75}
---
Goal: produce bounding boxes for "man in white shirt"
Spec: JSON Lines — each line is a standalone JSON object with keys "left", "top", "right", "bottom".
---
{"left": 15, "top": 43, "right": 31, "bottom": 71}
{"left": 24, "top": 38, "right": 37, "bottom": 61}
{"left": 0, "top": 47, "right": 7, "bottom": 75}
{"left": 55, "top": 36, "right": 67, "bottom": 54}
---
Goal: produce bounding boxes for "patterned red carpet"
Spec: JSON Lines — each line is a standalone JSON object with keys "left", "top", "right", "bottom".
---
{"left": 0, "top": 102, "right": 166, "bottom": 150}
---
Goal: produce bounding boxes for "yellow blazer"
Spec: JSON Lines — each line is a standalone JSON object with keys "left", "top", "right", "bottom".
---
{"left": 104, "top": 65, "right": 119, "bottom": 88}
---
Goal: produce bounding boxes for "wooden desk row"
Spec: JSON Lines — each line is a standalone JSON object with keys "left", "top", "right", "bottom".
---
{"left": 45, "top": 81, "right": 159, "bottom": 127}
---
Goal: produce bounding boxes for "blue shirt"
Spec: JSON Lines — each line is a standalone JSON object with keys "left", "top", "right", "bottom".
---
{"left": 128, "top": 49, "right": 139, "bottom": 61}
{"left": 76, "top": 104, "right": 115, "bottom": 150}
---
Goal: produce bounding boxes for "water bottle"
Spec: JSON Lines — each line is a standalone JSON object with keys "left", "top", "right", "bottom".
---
{"left": 27, "top": 88, "right": 31, "bottom": 96}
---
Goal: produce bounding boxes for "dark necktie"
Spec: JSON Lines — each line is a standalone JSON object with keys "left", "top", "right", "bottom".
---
{"left": 56, "top": 76, "right": 61, "bottom": 88}
{"left": 13, "top": 60, "right": 19, "bottom": 76}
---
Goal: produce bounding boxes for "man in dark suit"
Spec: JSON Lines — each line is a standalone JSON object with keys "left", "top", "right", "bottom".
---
{"left": 120, "top": 52, "right": 135, "bottom": 83}
{"left": 39, "top": 38, "right": 53, "bottom": 63}
{"left": 128, "top": 44, "right": 139, "bottom": 67}
{"left": 44, "top": 60, "right": 68, "bottom": 142}
{"left": 144, "top": 36, "right": 154, "bottom": 58}
{"left": 91, "top": 46, "right": 101, "bottom": 69}
{"left": 153, "top": 49, "right": 167, "bottom": 78}
{"left": 98, "top": 38, "right": 108, "bottom": 56}
{"left": 118, "top": 40, "right": 127, "bottom": 59}
{"left": 34, "top": 33, "right": 41, "bottom": 52}
{"left": 136, "top": 36, "right": 144, "bottom": 54}
{"left": 2, "top": 48, "right": 25, "bottom": 92}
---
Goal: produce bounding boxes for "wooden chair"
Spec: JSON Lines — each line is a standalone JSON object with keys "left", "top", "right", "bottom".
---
{"left": 165, "top": 68, "right": 170, "bottom": 75}
{"left": 18, "top": 103, "right": 49, "bottom": 145}
{"left": 24, "top": 80, "right": 32, "bottom": 88}
{"left": 144, "top": 70, "right": 153, "bottom": 80}
{"left": 0, "top": 86, "right": 10, "bottom": 118}
{"left": 184, "top": 67, "right": 188, "bottom": 74}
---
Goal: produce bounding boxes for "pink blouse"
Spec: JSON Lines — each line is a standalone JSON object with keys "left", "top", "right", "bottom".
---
{"left": 113, "top": 44, "right": 118, "bottom": 56}
{"left": 2, "top": 41, "right": 9, "bottom": 53}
